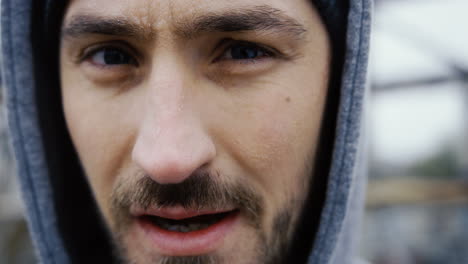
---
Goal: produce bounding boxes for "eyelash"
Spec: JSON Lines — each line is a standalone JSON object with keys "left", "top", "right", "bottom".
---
{"left": 214, "top": 39, "right": 277, "bottom": 62}
{"left": 80, "top": 42, "right": 139, "bottom": 67}
{"left": 80, "top": 39, "right": 279, "bottom": 67}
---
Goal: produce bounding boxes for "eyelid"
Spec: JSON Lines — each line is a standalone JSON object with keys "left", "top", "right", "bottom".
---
{"left": 79, "top": 40, "right": 141, "bottom": 66}
{"left": 212, "top": 39, "right": 283, "bottom": 63}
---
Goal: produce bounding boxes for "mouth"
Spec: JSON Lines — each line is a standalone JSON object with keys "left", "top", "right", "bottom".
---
{"left": 133, "top": 207, "right": 240, "bottom": 255}
{"left": 141, "top": 211, "right": 233, "bottom": 233}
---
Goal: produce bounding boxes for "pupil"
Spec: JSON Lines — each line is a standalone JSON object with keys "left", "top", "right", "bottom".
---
{"left": 231, "top": 46, "right": 259, "bottom": 60}
{"left": 103, "top": 49, "right": 130, "bottom": 65}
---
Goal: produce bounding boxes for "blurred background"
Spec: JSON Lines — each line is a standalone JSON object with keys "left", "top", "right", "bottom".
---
{"left": 361, "top": 0, "right": 468, "bottom": 263}
{"left": 0, "top": 0, "right": 467, "bottom": 263}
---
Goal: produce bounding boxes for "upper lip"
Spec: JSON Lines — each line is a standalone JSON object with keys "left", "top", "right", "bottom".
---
{"left": 131, "top": 206, "right": 236, "bottom": 220}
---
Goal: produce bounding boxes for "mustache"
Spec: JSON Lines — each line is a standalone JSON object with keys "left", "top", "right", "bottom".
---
{"left": 111, "top": 170, "right": 263, "bottom": 228}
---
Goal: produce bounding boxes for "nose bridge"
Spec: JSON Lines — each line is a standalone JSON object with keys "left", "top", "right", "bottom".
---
{"left": 132, "top": 58, "right": 216, "bottom": 184}
{"left": 150, "top": 55, "right": 187, "bottom": 115}
{"left": 144, "top": 53, "right": 193, "bottom": 139}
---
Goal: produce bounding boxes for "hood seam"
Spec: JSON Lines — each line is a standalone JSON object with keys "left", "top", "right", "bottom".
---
{"left": 312, "top": 0, "right": 367, "bottom": 262}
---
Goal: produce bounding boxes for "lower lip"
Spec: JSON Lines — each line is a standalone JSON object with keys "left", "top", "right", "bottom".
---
{"left": 136, "top": 211, "right": 239, "bottom": 256}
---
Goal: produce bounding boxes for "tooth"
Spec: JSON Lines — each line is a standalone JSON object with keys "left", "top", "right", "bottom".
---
{"left": 155, "top": 217, "right": 222, "bottom": 232}
{"left": 162, "top": 223, "right": 171, "bottom": 230}
{"left": 188, "top": 223, "right": 200, "bottom": 231}
{"left": 179, "top": 225, "right": 190, "bottom": 233}
{"left": 192, "top": 223, "right": 202, "bottom": 230}
{"left": 167, "top": 225, "right": 179, "bottom": 232}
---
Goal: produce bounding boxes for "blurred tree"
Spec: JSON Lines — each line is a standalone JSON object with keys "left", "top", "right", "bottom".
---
{"left": 407, "top": 143, "right": 458, "bottom": 179}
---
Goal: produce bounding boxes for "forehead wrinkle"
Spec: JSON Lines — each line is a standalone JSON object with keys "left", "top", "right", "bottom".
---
{"left": 173, "top": 5, "right": 308, "bottom": 40}
{"left": 62, "top": 4, "right": 308, "bottom": 42}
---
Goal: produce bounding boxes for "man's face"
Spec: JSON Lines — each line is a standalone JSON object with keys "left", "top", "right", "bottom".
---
{"left": 60, "top": 0, "right": 330, "bottom": 263}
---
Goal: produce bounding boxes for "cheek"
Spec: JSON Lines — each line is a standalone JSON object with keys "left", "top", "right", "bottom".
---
{"left": 61, "top": 75, "right": 138, "bottom": 214}
{"left": 224, "top": 61, "right": 328, "bottom": 211}
{"left": 224, "top": 83, "right": 325, "bottom": 237}
{"left": 224, "top": 95, "right": 323, "bottom": 215}
{"left": 257, "top": 100, "right": 321, "bottom": 180}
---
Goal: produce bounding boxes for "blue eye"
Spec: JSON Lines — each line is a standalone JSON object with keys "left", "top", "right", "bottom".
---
{"left": 220, "top": 42, "right": 272, "bottom": 61}
{"left": 89, "top": 47, "right": 136, "bottom": 66}
{"left": 230, "top": 45, "right": 266, "bottom": 60}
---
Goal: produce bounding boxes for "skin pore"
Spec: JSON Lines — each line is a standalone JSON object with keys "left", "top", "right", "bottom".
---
{"left": 59, "top": 0, "right": 330, "bottom": 263}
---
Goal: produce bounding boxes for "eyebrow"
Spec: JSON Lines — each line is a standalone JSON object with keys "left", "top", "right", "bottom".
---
{"left": 61, "top": 5, "right": 307, "bottom": 41}
{"left": 61, "top": 15, "right": 150, "bottom": 39}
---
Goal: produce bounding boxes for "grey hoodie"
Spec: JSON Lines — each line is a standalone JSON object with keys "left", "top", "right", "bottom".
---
{"left": 1, "top": 0, "right": 372, "bottom": 263}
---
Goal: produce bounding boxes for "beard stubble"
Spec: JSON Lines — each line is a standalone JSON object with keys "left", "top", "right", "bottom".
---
{"left": 107, "top": 168, "right": 303, "bottom": 264}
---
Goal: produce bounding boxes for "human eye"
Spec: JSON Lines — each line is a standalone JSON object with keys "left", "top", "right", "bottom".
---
{"left": 214, "top": 40, "right": 276, "bottom": 63}
{"left": 81, "top": 44, "right": 139, "bottom": 68}
{"left": 76, "top": 42, "right": 141, "bottom": 85}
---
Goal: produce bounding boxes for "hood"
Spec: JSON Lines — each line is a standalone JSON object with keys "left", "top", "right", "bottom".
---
{"left": 1, "top": 0, "right": 372, "bottom": 263}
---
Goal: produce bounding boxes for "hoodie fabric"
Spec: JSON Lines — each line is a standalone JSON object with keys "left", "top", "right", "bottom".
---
{"left": 1, "top": 0, "right": 372, "bottom": 263}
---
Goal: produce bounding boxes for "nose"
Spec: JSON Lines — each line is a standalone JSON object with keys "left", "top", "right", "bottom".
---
{"left": 132, "top": 65, "right": 216, "bottom": 184}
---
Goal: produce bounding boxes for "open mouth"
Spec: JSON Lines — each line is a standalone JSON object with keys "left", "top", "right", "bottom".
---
{"left": 141, "top": 211, "right": 234, "bottom": 233}
{"left": 133, "top": 207, "right": 241, "bottom": 255}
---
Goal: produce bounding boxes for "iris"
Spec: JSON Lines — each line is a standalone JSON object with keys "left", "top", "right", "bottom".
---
{"left": 101, "top": 48, "right": 132, "bottom": 65}
{"left": 230, "top": 44, "right": 267, "bottom": 60}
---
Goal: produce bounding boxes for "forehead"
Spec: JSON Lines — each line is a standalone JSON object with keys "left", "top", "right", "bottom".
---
{"left": 63, "top": 0, "right": 313, "bottom": 30}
